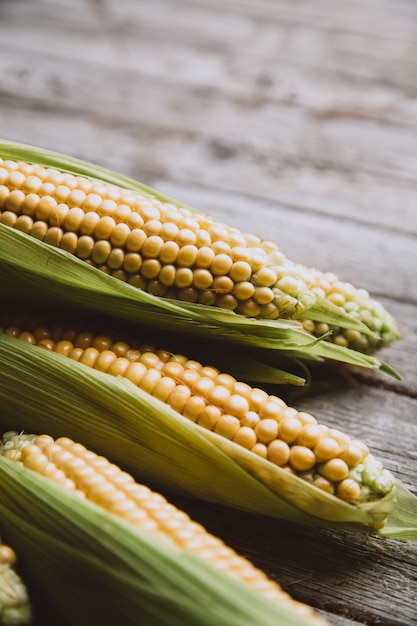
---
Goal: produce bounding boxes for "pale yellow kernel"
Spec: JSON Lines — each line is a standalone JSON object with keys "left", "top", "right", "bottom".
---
{"left": 182, "top": 395, "right": 207, "bottom": 422}
{"left": 124, "top": 361, "right": 147, "bottom": 385}
{"left": 312, "top": 477, "right": 335, "bottom": 495}
{"left": 15, "top": 214, "right": 33, "bottom": 234}
{"left": 21, "top": 192, "right": 40, "bottom": 216}
{"left": 211, "top": 253, "right": 233, "bottom": 276}
{"left": 240, "top": 411, "right": 261, "bottom": 428}
{"left": 229, "top": 261, "right": 252, "bottom": 283}
{"left": 139, "top": 368, "right": 161, "bottom": 394}
{"left": 232, "top": 281, "right": 255, "bottom": 300}
{"left": 80, "top": 347, "right": 100, "bottom": 367}
{"left": 166, "top": 385, "right": 192, "bottom": 413}
{"left": 109, "top": 222, "right": 130, "bottom": 247}
{"left": 162, "top": 361, "right": 185, "bottom": 379}
{"left": 338, "top": 442, "right": 366, "bottom": 467}
{"left": 93, "top": 349, "right": 118, "bottom": 372}
{"left": 206, "top": 385, "right": 231, "bottom": 407}
{"left": 254, "top": 419, "right": 279, "bottom": 444}
{"left": 8, "top": 170, "right": 26, "bottom": 190}
{"left": 214, "top": 373, "right": 236, "bottom": 391}
{"left": 107, "top": 357, "right": 130, "bottom": 377}
{"left": 336, "top": 478, "right": 361, "bottom": 503}
{"left": 276, "top": 276, "right": 300, "bottom": 294}
{"left": 216, "top": 293, "right": 238, "bottom": 312}
{"left": 251, "top": 442, "right": 268, "bottom": 459}
{"left": 177, "top": 244, "right": 198, "bottom": 267}
{"left": 296, "top": 424, "right": 322, "bottom": 448}
{"left": 160, "top": 222, "right": 179, "bottom": 241}
{"left": 143, "top": 219, "right": 162, "bottom": 236}
{"left": 232, "top": 426, "right": 257, "bottom": 449}
{"left": 107, "top": 248, "right": 125, "bottom": 270}
{"left": 252, "top": 267, "right": 277, "bottom": 287}
{"left": 314, "top": 437, "right": 340, "bottom": 462}
{"left": 223, "top": 395, "right": 250, "bottom": 418}
{"left": 158, "top": 240, "right": 179, "bottom": 264}
{"left": 196, "top": 246, "right": 215, "bottom": 268}
{"left": 328, "top": 293, "right": 346, "bottom": 307}
{"left": 141, "top": 259, "right": 161, "bottom": 280}
{"left": 197, "top": 405, "right": 221, "bottom": 430}
{"left": 212, "top": 275, "right": 234, "bottom": 294}
{"left": 60, "top": 231, "right": 79, "bottom": 254}
{"left": 320, "top": 458, "right": 349, "bottom": 482}
{"left": 289, "top": 445, "right": 316, "bottom": 471}
{"left": 54, "top": 339, "right": 74, "bottom": 357}
{"left": 267, "top": 440, "right": 290, "bottom": 466}
{"left": 175, "top": 267, "right": 194, "bottom": 288}
{"left": 276, "top": 416, "right": 302, "bottom": 444}
{"left": 91, "top": 239, "right": 111, "bottom": 264}
{"left": 152, "top": 377, "right": 177, "bottom": 402}
{"left": 233, "top": 381, "right": 252, "bottom": 398}
{"left": 0, "top": 210, "right": 17, "bottom": 227}
{"left": 126, "top": 228, "right": 147, "bottom": 251}
{"left": 214, "top": 415, "right": 241, "bottom": 439}
{"left": 253, "top": 287, "right": 275, "bottom": 305}
{"left": 76, "top": 235, "right": 94, "bottom": 259}
{"left": 53, "top": 184, "right": 71, "bottom": 203}
{"left": 142, "top": 235, "right": 164, "bottom": 258}
{"left": 44, "top": 226, "right": 63, "bottom": 247}
{"left": 30, "top": 220, "right": 47, "bottom": 240}
{"left": 191, "top": 268, "right": 213, "bottom": 290}
{"left": 80, "top": 211, "right": 100, "bottom": 235}
{"left": 22, "top": 174, "right": 42, "bottom": 194}
{"left": 297, "top": 412, "right": 318, "bottom": 426}
{"left": 6, "top": 189, "right": 25, "bottom": 212}
{"left": 176, "top": 228, "right": 197, "bottom": 246}
{"left": 237, "top": 299, "right": 261, "bottom": 317}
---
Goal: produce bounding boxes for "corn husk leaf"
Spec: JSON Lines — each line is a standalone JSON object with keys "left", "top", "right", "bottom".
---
{"left": 0, "top": 457, "right": 323, "bottom": 626}
{"left": 0, "top": 223, "right": 394, "bottom": 384}
{"left": 0, "top": 334, "right": 414, "bottom": 538}
{"left": 0, "top": 140, "right": 389, "bottom": 338}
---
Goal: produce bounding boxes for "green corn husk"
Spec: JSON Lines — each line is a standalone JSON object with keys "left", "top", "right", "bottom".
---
{"left": 0, "top": 457, "right": 325, "bottom": 626}
{"left": 0, "top": 224, "right": 398, "bottom": 386}
{"left": 0, "top": 139, "right": 399, "bottom": 382}
{"left": 0, "top": 334, "right": 415, "bottom": 539}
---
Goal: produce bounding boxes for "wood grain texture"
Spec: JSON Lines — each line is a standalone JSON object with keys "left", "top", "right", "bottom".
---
{"left": 0, "top": 0, "right": 416, "bottom": 624}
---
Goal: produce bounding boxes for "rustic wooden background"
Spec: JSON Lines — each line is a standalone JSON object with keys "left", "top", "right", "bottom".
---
{"left": 0, "top": 0, "right": 416, "bottom": 624}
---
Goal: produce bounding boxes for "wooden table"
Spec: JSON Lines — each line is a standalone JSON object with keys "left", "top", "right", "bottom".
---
{"left": 0, "top": 1, "right": 416, "bottom": 624}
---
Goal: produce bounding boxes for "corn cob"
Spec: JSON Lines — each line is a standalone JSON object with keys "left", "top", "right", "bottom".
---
{"left": 297, "top": 265, "right": 399, "bottom": 353}
{"left": 0, "top": 431, "right": 327, "bottom": 625}
{"left": 0, "top": 154, "right": 398, "bottom": 352}
{"left": 0, "top": 537, "right": 31, "bottom": 625}
{"left": 0, "top": 308, "right": 396, "bottom": 514}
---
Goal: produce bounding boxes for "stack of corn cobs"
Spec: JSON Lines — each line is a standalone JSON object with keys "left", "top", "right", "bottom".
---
{"left": 0, "top": 140, "right": 415, "bottom": 626}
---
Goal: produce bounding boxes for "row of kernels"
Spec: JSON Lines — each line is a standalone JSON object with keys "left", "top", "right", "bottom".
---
{"left": 4, "top": 319, "right": 369, "bottom": 501}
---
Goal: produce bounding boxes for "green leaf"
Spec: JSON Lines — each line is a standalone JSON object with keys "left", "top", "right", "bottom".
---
{"left": 0, "top": 457, "right": 320, "bottom": 626}
{"left": 0, "top": 334, "right": 411, "bottom": 538}
{"left": 0, "top": 224, "right": 389, "bottom": 380}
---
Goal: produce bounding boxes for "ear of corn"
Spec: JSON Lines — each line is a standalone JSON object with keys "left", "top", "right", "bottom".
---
{"left": 0, "top": 327, "right": 415, "bottom": 539}
{"left": 0, "top": 223, "right": 399, "bottom": 385}
{"left": 0, "top": 139, "right": 399, "bottom": 357}
{"left": 0, "top": 450, "right": 328, "bottom": 626}
{"left": 0, "top": 537, "right": 31, "bottom": 626}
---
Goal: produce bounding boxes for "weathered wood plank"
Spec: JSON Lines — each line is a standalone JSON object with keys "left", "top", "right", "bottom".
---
{"left": 0, "top": 1, "right": 416, "bottom": 625}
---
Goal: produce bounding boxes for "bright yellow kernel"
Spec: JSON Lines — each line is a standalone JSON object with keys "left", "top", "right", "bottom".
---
{"left": 60, "top": 231, "right": 79, "bottom": 254}
{"left": 196, "top": 246, "right": 215, "bottom": 268}
{"left": 267, "top": 440, "right": 290, "bottom": 466}
{"left": 214, "top": 415, "right": 241, "bottom": 439}
{"left": 289, "top": 446, "right": 316, "bottom": 471}
{"left": 211, "top": 253, "right": 233, "bottom": 276}
{"left": 141, "top": 259, "right": 161, "bottom": 280}
{"left": 197, "top": 405, "right": 221, "bottom": 430}
{"left": 80, "top": 211, "right": 100, "bottom": 235}
{"left": 232, "top": 426, "right": 257, "bottom": 449}
{"left": 278, "top": 416, "right": 302, "bottom": 444}
{"left": 223, "top": 395, "right": 250, "bottom": 418}
{"left": 320, "top": 458, "right": 349, "bottom": 482}
{"left": 314, "top": 437, "right": 340, "bottom": 462}
{"left": 336, "top": 478, "right": 361, "bottom": 503}
{"left": 254, "top": 419, "right": 279, "bottom": 444}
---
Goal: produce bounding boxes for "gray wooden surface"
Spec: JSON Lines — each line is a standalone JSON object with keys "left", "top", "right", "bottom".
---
{"left": 0, "top": 0, "right": 416, "bottom": 624}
